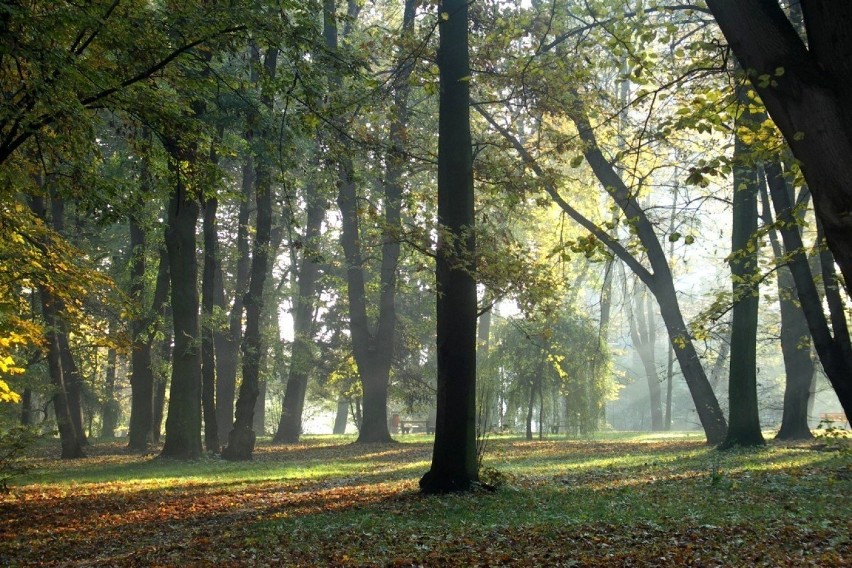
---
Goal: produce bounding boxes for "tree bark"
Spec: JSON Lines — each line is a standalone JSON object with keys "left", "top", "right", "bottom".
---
{"left": 127, "top": 203, "right": 154, "bottom": 451}
{"left": 160, "top": 147, "right": 203, "bottom": 460}
{"left": 764, "top": 161, "right": 852, "bottom": 421}
{"left": 332, "top": 396, "right": 349, "bottom": 434}
{"left": 201, "top": 189, "right": 221, "bottom": 454}
{"left": 760, "top": 179, "right": 813, "bottom": 440}
{"left": 720, "top": 96, "right": 765, "bottom": 450}
{"left": 420, "top": 0, "right": 479, "bottom": 493}
{"left": 49, "top": 197, "right": 87, "bottom": 446}
{"left": 222, "top": 46, "right": 278, "bottom": 461}
{"left": 100, "top": 346, "right": 119, "bottom": 439}
{"left": 275, "top": 172, "right": 324, "bottom": 443}
{"left": 29, "top": 194, "right": 84, "bottom": 458}
{"left": 216, "top": 155, "right": 253, "bottom": 444}
{"left": 705, "top": 1, "right": 852, "bottom": 300}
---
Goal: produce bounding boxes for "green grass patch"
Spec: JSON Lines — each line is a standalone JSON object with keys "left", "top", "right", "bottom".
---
{"left": 1, "top": 433, "right": 850, "bottom": 566}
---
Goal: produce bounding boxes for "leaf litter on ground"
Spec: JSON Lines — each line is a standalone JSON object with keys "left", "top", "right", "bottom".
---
{"left": 1, "top": 434, "right": 850, "bottom": 566}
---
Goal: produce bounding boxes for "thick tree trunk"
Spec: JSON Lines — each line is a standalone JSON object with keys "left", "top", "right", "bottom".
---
{"left": 421, "top": 0, "right": 479, "bottom": 493}
{"left": 222, "top": 46, "right": 278, "bottom": 461}
{"left": 720, "top": 102, "right": 765, "bottom": 450}
{"left": 216, "top": 155, "right": 253, "bottom": 444}
{"left": 706, "top": 1, "right": 852, "bottom": 300}
{"left": 160, "top": 150, "right": 203, "bottom": 460}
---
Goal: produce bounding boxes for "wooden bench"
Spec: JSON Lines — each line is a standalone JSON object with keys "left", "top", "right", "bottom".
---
{"left": 819, "top": 412, "right": 849, "bottom": 429}
{"left": 399, "top": 420, "right": 433, "bottom": 434}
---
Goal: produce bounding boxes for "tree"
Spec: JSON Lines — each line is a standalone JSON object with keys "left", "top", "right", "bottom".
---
{"left": 759, "top": 177, "right": 813, "bottom": 440}
{"left": 719, "top": 83, "right": 765, "bottom": 449}
{"left": 705, "top": 2, "right": 852, "bottom": 303}
{"left": 160, "top": 142, "right": 203, "bottom": 460}
{"left": 222, "top": 45, "right": 279, "bottom": 461}
{"left": 420, "top": 0, "right": 479, "bottom": 493}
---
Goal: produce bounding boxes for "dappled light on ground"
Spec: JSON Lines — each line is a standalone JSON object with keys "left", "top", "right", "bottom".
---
{"left": 1, "top": 435, "right": 849, "bottom": 566}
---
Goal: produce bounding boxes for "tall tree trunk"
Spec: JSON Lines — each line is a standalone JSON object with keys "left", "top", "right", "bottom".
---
{"left": 720, "top": 92, "right": 765, "bottom": 449}
{"left": 421, "top": 0, "right": 479, "bottom": 493}
{"left": 127, "top": 206, "right": 154, "bottom": 450}
{"left": 478, "top": 99, "right": 727, "bottom": 444}
{"left": 200, "top": 137, "right": 222, "bottom": 453}
{"left": 705, "top": 1, "right": 852, "bottom": 300}
{"left": 49, "top": 197, "right": 87, "bottom": 446}
{"left": 274, "top": 174, "right": 324, "bottom": 443}
{"left": 333, "top": 395, "right": 349, "bottom": 434}
{"left": 760, "top": 175, "right": 814, "bottom": 440}
{"left": 223, "top": 46, "right": 278, "bottom": 461}
{"left": 160, "top": 145, "right": 203, "bottom": 460}
{"left": 216, "top": 156, "right": 253, "bottom": 443}
{"left": 29, "top": 194, "right": 83, "bottom": 458}
{"left": 764, "top": 161, "right": 852, "bottom": 421}
{"left": 328, "top": 0, "right": 412, "bottom": 445}
{"left": 100, "top": 346, "right": 119, "bottom": 438}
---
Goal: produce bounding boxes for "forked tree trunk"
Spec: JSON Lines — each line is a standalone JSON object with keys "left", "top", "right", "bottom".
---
{"left": 764, "top": 161, "right": 852, "bottom": 421}
{"left": 28, "top": 194, "right": 84, "bottom": 458}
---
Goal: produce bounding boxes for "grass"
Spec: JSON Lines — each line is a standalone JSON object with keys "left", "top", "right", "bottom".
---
{"left": 1, "top": 431, "right": 850, "bottom": 566}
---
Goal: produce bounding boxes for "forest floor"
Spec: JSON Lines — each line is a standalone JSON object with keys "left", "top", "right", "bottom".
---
{"left": 1, "top": 431, "right": 850, "bottom": 566}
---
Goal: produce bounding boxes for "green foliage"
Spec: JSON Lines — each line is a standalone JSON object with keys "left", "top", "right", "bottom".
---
{"left": 0, "top": 427, "right": 38, "bottom": 492}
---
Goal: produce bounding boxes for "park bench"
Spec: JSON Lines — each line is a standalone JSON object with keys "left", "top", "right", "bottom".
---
{"left": 819, "top": 412, "right": 849, "bottom": 429}
{"left": 399, "top": 419, "right": 433, "bottom": 434}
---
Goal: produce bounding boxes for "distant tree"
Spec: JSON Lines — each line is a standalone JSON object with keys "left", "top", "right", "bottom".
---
{"left": 420, "top": 0, "right": 479, "bottom": 493}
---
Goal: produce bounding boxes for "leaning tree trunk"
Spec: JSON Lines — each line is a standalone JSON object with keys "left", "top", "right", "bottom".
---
{"left": 420, "top": 0, "right": 479, "bottom": 493}
{"left": 222, "top": 46, "right": 278, "bottom": 461}
{"left": 28, "top": 194, "right": 84, "bottom": 458}
{"left": 705, "top": 1, "right": 852, "bottom": 301}
{"left": 759, "top": 174, "right": 813, "bottom": 440}
{"left": 478, "top": 98, "right": 727, "bottom": 445}
{"left": 160, "top": 147, "right": 203, "bottom": 460}
{"left": 49, "top": 197, "right": 87, "bottom": 446}
{"left": 720, "top": 96, "right": 765, "bottom": 450}
{"left": 764, "top": 161, "right": 852, "bottom": 421}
